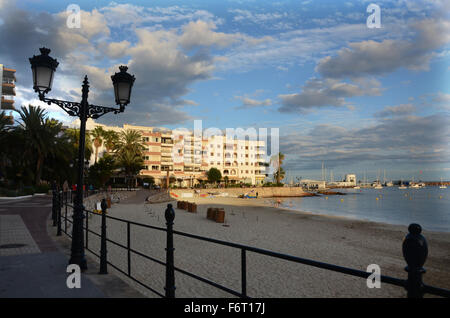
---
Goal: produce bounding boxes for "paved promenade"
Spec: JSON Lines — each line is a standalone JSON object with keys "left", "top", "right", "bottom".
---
{"left": 0, "top": 195, "right": 143, "bottom": 298}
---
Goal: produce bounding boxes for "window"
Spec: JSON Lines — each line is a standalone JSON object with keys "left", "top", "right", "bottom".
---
{"left": 152, "top": 166, "right": 159, "bottom": 170}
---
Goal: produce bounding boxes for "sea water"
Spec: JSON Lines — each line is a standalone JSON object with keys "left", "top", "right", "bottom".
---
{"left": 278, "top": 187, "right": 450, "bottom": 232}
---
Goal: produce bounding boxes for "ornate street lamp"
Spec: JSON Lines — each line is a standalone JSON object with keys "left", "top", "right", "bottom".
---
{"left": 29, "top": 47, "right": 135, "bottom": 270}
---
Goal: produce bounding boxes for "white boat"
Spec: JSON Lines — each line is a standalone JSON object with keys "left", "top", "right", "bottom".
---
{"left": 409, "top": 177, "right": 420, "bottom": 188}
{"left": 440, "top": 178, "right": 447, "bottom": 189}
{"left": 372, "top": 173, "right": 383, "bottom": 189}
{"left": 398, "top": 179, "right": 407, "bottom": 189}
{"left": 372, "top": 181, "right": 383, "bottom": 189}
{"left": 353, "top": 186, "right": 360, "bottom": 189}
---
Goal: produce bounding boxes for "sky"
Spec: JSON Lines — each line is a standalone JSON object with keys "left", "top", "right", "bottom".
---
{"left": 1, "top": 0, "right": 449, "bottom": 181}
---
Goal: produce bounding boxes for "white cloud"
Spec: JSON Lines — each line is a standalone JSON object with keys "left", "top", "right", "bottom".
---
{"left": 235, "top": 96, "right": 272, "bottom": 109}
{"left": 179, "top": 20, "right": 240, "bottom": 49}
{"left": 100, "top": 3, "right": 219, "bottom": 27}
{"left": 102, "top": 40, "right": 131, "bottom": 59}
{"left": 281, "top": 113, "right": 450, "bottom": 170}
{"left": 374, "top": 104, "right": 416, "bottom": 118}
{"left": 229, "top": 9, "right": 288, "bottom": 26}
{"left": 278, "top": 77, "right": 382, "bottom": 113}
{"left": 316, "top": 18, "right": 450, "bottom": 78}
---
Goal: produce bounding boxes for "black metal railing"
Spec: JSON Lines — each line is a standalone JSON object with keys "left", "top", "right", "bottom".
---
{"left": 53, "top": 190, "right": 450, "bottom": 298}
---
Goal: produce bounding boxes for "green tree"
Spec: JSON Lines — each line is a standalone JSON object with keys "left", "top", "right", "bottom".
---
{"left": 224, "top": 176, "right": 229, "bottom": 187}
{"left": 103, "top": 130, "right": 119, "bottom": 153}
{"left": 64, "top": 128, "right": 93, "bottom": 184}
{"left": 88, "top": 154, "right": 116, "bottom": 188}
{"left": 206, "top": 168, "right": 222, "bottom": 184}
{"left": 115, "top": 130, "right": 145, "bottom": 188}
{"left": 271, "top": 152, "right": 285, "bottom": 184}
{"left": 91, "top": 126, "right": 105, "bottom": 163}
{"left": 16, "top": 106, "right": 71, "bottom": 185}
{"left": 143, "top": 176, "right": 155, "bottom": 188}
{"left": 0, "top": 111, "right": 13, "bottom": 179}
{"left": 65, "top": 128, "right": 93, "bottom": 160}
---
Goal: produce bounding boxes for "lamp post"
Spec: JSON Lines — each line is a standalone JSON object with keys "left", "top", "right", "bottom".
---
{"left": 29, "top": 47, "right": 135, "bottom": 270}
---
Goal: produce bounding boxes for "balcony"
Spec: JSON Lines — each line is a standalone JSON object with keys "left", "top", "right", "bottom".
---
{"left": 1, "top": 97, "right": 15, "bottom": 110}
{"left": 1, "top": 84, "right": 15, "bottom": 96}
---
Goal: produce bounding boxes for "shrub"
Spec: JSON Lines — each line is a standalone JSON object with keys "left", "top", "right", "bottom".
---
{"left": 23, "top": 186, "right": 35, "bottom": 195}
{"left": 35, "top": 183, "right": 50, "bottom": 193}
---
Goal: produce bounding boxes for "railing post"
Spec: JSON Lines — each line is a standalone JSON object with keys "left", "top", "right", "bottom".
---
{"left": 403, "top": 223, "right": 428, "bottom": 298}
{"left": 241, "top": 249, "right": 247, "bottom": 297}
{"left": 165, "top": 204, "right": 176, "bottom": 298}
{"left": 85, "top": 209, "right": 89, "bottom": 249}
{"left": 127, "top": 222, "right": 131, "bottom": 276}
{"left": 51, "top": 182, "right": 57, "bottom": 226}
{"left": 99, "top": 199, "right": 108, "bottom": 274}
{"left": 56, "top": 191, "right": 62, "bottom": 236}
{"left": 65, "top": 192, "right": 68, "bottom": 233}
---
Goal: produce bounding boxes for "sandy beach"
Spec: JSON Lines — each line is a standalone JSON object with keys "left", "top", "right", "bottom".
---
{"left": 80, "top": 191, "right": 450, "bottom": 298}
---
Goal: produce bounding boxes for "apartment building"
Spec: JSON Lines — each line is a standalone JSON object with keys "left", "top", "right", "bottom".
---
{"left": 81, "top": 119, "right": 269, "bottom": 186}
{"left": 0, "top": 64, "right": 16, "bottom": 124}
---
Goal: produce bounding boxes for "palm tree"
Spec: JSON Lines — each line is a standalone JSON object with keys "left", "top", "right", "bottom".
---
{"left": 91, "top": 126, "right": 105, "bottom": 163}
{"left": 17, "top": 106, "right": 59, "bottom": 185}
{"left": 103, "top": 130, "right": 119, "bottom": 153}
{"left": 0, "top": 111, "right": 12, "bottom": 132}
{"left": 0, "top": 111, "right": 14, "bottom": 179}
{"left": 41, "top": 120, "right": 73, "bottom": 184}
{"left": 271, "top": 152, "right": 285, "bottom": 184}
{"left": 65, "top": 128, "right": 93, "bottom": 159}
{"left": 116, "top": 129, "right": 144, "bottom": 155}
{"left": 64, "top": 128, "right": 94, "bottom": 184}
{"left": 115, "top": 130, "right": 145, "bottom": 187}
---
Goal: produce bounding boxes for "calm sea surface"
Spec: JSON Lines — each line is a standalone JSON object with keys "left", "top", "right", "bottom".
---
{"left": 277, "top": 187, "right": 450, "bottom": 232}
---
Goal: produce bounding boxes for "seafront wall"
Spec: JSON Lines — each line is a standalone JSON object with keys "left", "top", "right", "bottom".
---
{"left": 170, "top": 187, "right": 309, "bottom": 198}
